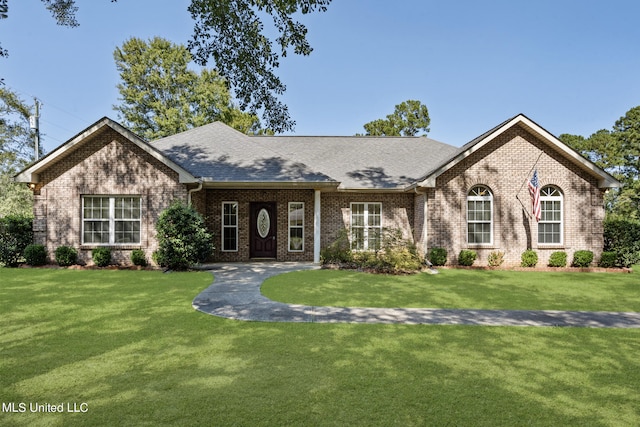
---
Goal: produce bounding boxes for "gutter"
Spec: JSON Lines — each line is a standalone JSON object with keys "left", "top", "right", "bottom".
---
{"left": 187, "top": 179, "right": 203, "bottom": 206}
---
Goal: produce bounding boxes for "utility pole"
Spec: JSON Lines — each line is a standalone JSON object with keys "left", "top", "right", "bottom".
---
{"left": 29, "top": 98, "right": 40, "bottom": 160}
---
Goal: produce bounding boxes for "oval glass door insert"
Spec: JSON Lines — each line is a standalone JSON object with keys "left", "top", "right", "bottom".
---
{"left": 257, "top": 208, "right": 270, "bottom": 238}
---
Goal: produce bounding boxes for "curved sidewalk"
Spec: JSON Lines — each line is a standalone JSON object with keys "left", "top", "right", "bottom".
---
{"left": 192, "top": 262, "right": 640, "bottom": 328}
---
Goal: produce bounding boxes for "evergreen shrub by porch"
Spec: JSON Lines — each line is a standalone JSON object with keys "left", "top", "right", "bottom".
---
{"left": 322, "top": 228, "right": 422, "bottom": 273}
{"left": 548, "top": 251, "right": 567, "bottom": 267}
{"left": 603, "top": 218, "right": 640, "bottom": 267}
{"left": 488, "top": 251, "right": 504, "bottom": 267}
{"left": 92, "top": 247, "right": 112, "bottom": 267}
{"left": 572, "top": 250, "right": 594, "bottom": 267}
{"left": 320, "top": 228, "right": 353, "bottom": 264}
{"left": 521, "top": 250, "right": 538, "bottom": 267}
{"left": 55, "top": 246, "right": 78, "bottom": 267}
{"left": 155, "top": 202, "right": 213, "bottom": 270}
{"left": 131, "top": 249, "right": 147, "bottom": 267}
{"left": 599, "top": 251, "right": 618, "bottom": 268}
{"left": 0, "top": 214, "right": 33, "bottom": 267}
{"left": 24, "top": 244, "right": 47, "bottom": 266}
{"left": 428, "top": 247, "right": 447, "bottom": 266}
{"left": 458, "top": 250, "right": 477, "bottom": 266}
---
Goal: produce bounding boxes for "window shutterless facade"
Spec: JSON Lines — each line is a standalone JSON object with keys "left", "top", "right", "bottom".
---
{"left": 82, "top": 196, "right": 141, "bottom": 245}
{"left": 538, "top": 186, "right": 563, "bottom": 245}
{"left": 288, "top": 202, "right": 304, "bottom": 252}
{"left": 221, "top": 202, "right": 238, "bottom": 251}
{"left": 350, "top": 202, "right": 382, "bottom": 251}
{"left": 467, "top": 185, "right": 493, "bottom": 245}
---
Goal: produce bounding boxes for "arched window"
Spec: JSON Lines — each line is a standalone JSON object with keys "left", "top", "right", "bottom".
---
{"left": 538, "top": 186, "right": 563, "bottom": 245}
{"left": 467, "top": 185, "right": 493, "bottom": 244}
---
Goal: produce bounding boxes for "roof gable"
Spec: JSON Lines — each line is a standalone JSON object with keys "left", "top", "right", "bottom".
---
{"left": 14, "top": 117, "right": 197, "bottom": 184}
{"left": 417, "top": 114, "right": 621, "bottom": 189}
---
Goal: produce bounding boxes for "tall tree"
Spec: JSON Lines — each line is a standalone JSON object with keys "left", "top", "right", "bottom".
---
{"left": 0, "top": 87, "right": 35, "bottom": 216}
{"left": 1, "top": 0, "right": 330, "bottom": 133}
{"left": 113, "top": 37, "right": 261, "bottom": 140}
{"left": 362, "top": 100, "right": 431, "bottom": 136}
{"left": 560, "top": 106, "right": 640, "bottom": 219}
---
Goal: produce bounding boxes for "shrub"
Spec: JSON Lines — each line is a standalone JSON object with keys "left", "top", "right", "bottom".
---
{"left": 155, "top": 202, "right": 214, "bottom": 270}
{"left": 458, "top": 249, "right": 477, "bottom": 266}
{"left": 572, "top": 250, "right": 594, "bottom": 267}
{"left": 488, "top": 251, "right": 504, "bottom": 267}
{"left": 131, "top": 249, "right": 147, "bottom": 267}
{"left": 548, "top": 251, "right": 567, "bottom": 268}
{"left": 92, "top": 247, "right": 112, "bottom": 267}
{"left": 55, "top": 246, "right": 78, "bottom": 267}
{"left": 521, "top": 250, "right": 538, "bottom": 267}
{"left": 599, "top": 251, "right": 617, "bottom": 268}
{"left": 604, "top": 218, "right": 640, "bottom": 267}
{"left": 428, "top": 247, "right": 447, "bottom": 266}
{"left": 321, "top": 228, "right": 353, "bottom": 264}
{"left": 0, "top": 214, "right": 33, "bottom": 267}
{"left": 24, "top": 244, "right": 47, "bottom": 266}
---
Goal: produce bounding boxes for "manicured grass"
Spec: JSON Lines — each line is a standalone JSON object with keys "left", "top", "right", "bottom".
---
{"left": 2, "top": 268, "right": 640, "bottom": 426}
{"left": 262, "top": 268, "right": 640, "bottom": 311}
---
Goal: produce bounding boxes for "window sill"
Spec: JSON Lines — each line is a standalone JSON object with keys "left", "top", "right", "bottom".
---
{"left": 81, "top": 244, "right": 142, "bottom": 250}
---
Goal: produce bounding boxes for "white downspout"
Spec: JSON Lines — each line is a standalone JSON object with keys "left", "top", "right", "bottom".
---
{"left": 314, "top": 190, "right": 321, "bottom": 264}
{"left": 187, "top": 180, "right": 203, "bottom": 207}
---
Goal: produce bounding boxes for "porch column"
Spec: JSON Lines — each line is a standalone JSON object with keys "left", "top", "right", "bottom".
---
{"left": 314, "top": 190, "right": 321, "bottom": 263}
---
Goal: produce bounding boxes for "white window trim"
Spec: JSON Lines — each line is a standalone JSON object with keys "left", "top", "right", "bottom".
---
{"left": 221, "top": 201, "right": 239, "bottom": 252}
{"left": 81, "top": 195, "right": 141, "bottom": 246}
{"left": 288, "top": 202, "right": 305, "bottom": 252}
{"left": 538, "top": 186, "right": 564, "bottom": 246}
{"left": 350, "top": 202, "right": 383, "bottom": 251}
{"left": 467, "top": 186, "right": 493, "bottom": 246}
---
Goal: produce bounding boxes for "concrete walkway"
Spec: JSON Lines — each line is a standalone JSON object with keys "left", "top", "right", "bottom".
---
{"left": 192, "top": 262, "right": 640, "bottom": 328}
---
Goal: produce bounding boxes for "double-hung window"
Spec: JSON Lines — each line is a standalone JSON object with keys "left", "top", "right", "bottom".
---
{"left": 82, "top": 196, "right": 141, "bottom": 245}
{"left": 288, "top": 202, "right": 304, "bottom": 252}
{"left": 221, "top": 202, "right": 238, "bottom": 252}
{"left": 467, "top": 186, "right": 493, "bottom": 245}
{"left": 538, "top": 186, "right": 563, "bottom": 245}
{"left": 350, "top": 202, "right": 382, "bottom": 251}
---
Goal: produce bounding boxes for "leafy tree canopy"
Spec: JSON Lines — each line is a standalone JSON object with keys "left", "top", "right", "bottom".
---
{"left": 114, "top": 36, "right": 262, "bottom": 140}
{"left": 560, "top": 105, "right": 640, "bottom": 219}
{"left": 361, "top": 100, "right": 431, "bottom": 136}
{"left": 0, "top": 86, "right": 35, "bottom": 216}
{"left": 1, "top": 0, "right": 331, "bottom": 133}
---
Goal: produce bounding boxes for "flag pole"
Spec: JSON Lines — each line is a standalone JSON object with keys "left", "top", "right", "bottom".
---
{"left": 516, "top": 150, "right": 544, "bottom": 219}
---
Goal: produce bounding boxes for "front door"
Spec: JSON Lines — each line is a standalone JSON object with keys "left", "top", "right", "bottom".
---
{"left": 250, "top": 202, "right": 277, "bottom": 258}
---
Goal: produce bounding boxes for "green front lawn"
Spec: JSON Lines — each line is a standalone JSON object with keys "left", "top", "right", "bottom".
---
{"left": 1, "top": 268, "right": 640, "bottom": 426}
{"left": 262, "top": 268, "right": 640, "bottom": 311}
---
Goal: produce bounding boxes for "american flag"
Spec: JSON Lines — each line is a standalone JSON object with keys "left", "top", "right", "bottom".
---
{"left": 528, "top": 170, "right": 541, "bottom": 222}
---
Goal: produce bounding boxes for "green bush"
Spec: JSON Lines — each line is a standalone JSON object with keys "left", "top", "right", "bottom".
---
{"left": 603, "top": 218, "right": 640, "bottom": 267}
{"left": 428, "top": 247, "right": 447, "bottom": 266}
{"left": 155, "top": 202, "right": 214, "bottom": 270}
{"left": 488, "top": 251, "right": 504, "bottom": 267}
{"left": 548, "top": 251, "right": 567, "bottom": 268}
{"left": 0, "top": 214, "right": 33, "bottom": 267}
{"left": 572, "top": 250, "right": 594, "bottom": 268}
{"left": 24, "top": 244, "right": 47, "bottom": 266}
{"left": 92, "top": 247, "right": 112, "bottom": 267}
{"left": 521, "top": 250, "right": 538, "bottom": 267}
{"left": 458, "top": 249, "right": 477, "bottom": 266}
{"left": 599, "top": 251, "right": 617, "bottom": 268}
{"left": 131, "top": 249, "right": 147, "bottom": 267}
{"left": 321, "top": 228, "right": 353, "bottom": 264}
{"left": 55, "top": 246, "right": 78, "bottom": 267}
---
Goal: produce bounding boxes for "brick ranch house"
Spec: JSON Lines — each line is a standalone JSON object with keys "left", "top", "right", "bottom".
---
{"left": 15, "top": 114, "right": 620, "bottom": 266}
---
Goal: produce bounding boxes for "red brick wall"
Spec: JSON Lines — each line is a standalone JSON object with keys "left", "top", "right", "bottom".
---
{"left": 34, "top": 127, "right": 186, "bottom": 265}
{"left": 427, "top": 124, "right": 606, "bottom": 266}
{"left": 203, "top": 189, "right": 315, "bottom": 262}
{"left": 320, "top": 192, "right": 415, "bottom": 248}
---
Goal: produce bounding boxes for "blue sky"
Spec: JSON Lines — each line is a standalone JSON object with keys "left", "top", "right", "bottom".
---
{"left": 2, "top": 0, "right": 639, "bottom": 154}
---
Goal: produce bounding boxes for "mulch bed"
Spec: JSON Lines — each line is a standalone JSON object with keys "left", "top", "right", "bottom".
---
{"left": 439, "top": 265, "right": 633, "bottom": 274}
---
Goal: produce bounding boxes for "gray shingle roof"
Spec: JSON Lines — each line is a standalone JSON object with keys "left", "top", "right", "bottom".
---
{"left": 152, "top": 122, "right": 460, "bottom": 190}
